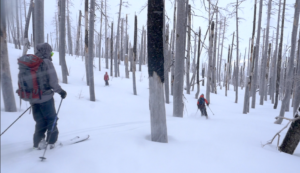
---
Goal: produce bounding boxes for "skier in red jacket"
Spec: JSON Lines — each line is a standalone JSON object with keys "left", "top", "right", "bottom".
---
{"left": 104, "top": 72, "right": 109, "bottom": 86}
{"left": 197, "top": 94, "right": 209, "bottom": 118}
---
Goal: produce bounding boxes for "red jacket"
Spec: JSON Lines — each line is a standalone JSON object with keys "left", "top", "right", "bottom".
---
{"left": 197, "top": 95, "right": 209, "bottom": 105}
{"left": 104, "top": 73, "right": 109, "bottom": 81}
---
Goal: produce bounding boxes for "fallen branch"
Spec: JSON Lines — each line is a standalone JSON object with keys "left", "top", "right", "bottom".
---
{"left": 262, "top": 116, "right": 300, "bottom": 148}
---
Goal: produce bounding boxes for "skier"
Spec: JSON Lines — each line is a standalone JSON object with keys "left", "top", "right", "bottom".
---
{"left": 104, "top": 72, "right": 109, "bottom": 86}
{"left": 19, "top": 43, "right": 67, "bottom": 150}
{"left": 197, "top": 94, "right": 210, "bottom": 118}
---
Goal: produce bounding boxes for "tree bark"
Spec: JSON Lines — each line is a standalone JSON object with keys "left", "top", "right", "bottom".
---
{"left": 84, "top": 0, "right": 89, "bottom": 85}
{"left": 275, "top": 0, "right": 300, "bottom": 124}
{"left": 88, "top": 0, "right": 96, "bottom": 101}
{"left": 22, "top": 0, "right": 33, "bottom": 56}
{"left": 186, "top": 5, "right": 191, "bottom": 94}
{"left": 34, "top": 0, "right": 44, "bottom": 46}
{"left": 16, "top": 0, "right": 21, "bottom": 49}
{"left": 110, "top": 22, "right": 113, "bottom": 76}
{"left": 59, "top": 0, "right": 68, "bottom": 84}
{"left": 259, "top": 0, "right": 272, "bottom": 105}
{"left": 173, "top": 0, "right": 185, "bottom": 118}
{"left": 274, "top": 0, "right": 286, "bottom": 109}
{"left": 235, "top": 0, "right": 239, "bottom": 103}
{"left": 99, "top": 0, "right": 103, "bottom": 71}
{"left": 164, "top": 24, "right": 170, "bottom": 104}
{"left": 251, "top": 0, "right": 263, "bottom": 109}
{"left": 132, "top": 15, "right": 137, "bottom": 95}
{"left": 148, "top": 0, "right": 168, "bottom": 143}
{"left": 0, "top": 0, "right": 17, "bottom": 112}
{"left": 75, "top": 10, "right": 82, "bottom": 56}
{"left": 195, "top": 27, "right": 201, "bottom": 99}
{"left": 114, "top": 0, "right": 122, "bottom": 77}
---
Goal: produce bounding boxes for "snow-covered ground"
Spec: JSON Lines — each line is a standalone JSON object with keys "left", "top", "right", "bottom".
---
{"left": 1, "top": 43, "right": 299, "bottom": 173}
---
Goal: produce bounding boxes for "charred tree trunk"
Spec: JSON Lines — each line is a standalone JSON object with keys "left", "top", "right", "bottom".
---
{"left": 148, "top": 0, "right": 168, "bottom": 143}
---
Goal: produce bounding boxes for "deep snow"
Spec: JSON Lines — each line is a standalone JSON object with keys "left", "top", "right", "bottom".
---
{"left": 1, "top": 44, "right": 299, "bottom": 173}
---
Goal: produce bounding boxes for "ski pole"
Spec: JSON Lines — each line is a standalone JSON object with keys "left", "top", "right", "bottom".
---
{"left": 40, "top": 99, "right": 63, "bottom": 161}
{"left": 207, "top": 106, "right": 215, "bottom": 115}
{"left": 0, "top": 106, "right": 32, "bottom": 137}
{"left": 194, "top": 108, "right": 199, "bottom": 116}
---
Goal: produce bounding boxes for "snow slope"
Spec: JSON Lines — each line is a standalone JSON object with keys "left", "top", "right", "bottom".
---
{"left": 1, "top": 44, "right": 299, "bottom": 173}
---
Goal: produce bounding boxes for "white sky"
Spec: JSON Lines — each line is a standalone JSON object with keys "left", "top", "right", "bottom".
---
{"left": 21, "top": 0, "right": 296, "bottom": 64}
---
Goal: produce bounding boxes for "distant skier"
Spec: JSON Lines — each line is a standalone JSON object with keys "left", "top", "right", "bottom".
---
{"left": 104, "top": 72, "right": 109, "bottom": 86}
{"left": 197, "top": 94, "right": 209, "bottom": 118}
{"left": 17, "top": 43, "right": 67, "bottom": 150}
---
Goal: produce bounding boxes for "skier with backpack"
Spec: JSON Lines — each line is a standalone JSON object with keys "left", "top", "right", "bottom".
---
{"left": 197, "top": 94, "right": 210, "bottom": 118}
{"left": 17, "top": 43, "right": 67, "bottom": 150}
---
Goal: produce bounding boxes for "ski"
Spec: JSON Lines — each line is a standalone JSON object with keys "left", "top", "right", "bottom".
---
{"left": 58, "top": 135, "right": 90, "bottom": 146}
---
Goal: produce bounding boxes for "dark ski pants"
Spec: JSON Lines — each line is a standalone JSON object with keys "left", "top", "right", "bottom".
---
{"left": 105, "top": 80, "right": 109, "bottom": 86}
{"left": 200, "top": 107, "right": 208, "bottom": 117}
{"left": 32, "top": 98, "right": 59, "bottom": 147}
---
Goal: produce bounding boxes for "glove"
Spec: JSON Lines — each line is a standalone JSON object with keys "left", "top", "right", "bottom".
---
{"left": 59, "top": 90, "right": 67, "bottom": 99}
{"left": 207, "top": 103, "right": 210, "bottom": 107}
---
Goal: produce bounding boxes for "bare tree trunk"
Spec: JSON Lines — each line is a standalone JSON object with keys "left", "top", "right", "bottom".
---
{"left": 139, "top": 27, "right": 144, "bottom": 72}
{"left": 1, "top": 0, "right": 17, "bottom": 112}
{"left": 164, "top": 24, "right": 170, "bottom": 103}
{"left": 219, "top": 17, "right": 226, "bottom": 86}
{"left": 132, "top": 15, "right": 137, "bottom": 95}
{"left": 225, "top": 45, "right": 230, "bottom": 96}
{"left": 15, "top": 0, "right": 21, "bottom": 49}
{"left": 260, "top": 0, "right": 272, "bottom": 105}
{"left": 274, "top": 0, "right": 286, "bottom": 109}
{"left": 114, "top": 0, "right": 122, "bottom": 77}
{"left": 88, "top": 0, "right": 96, "bottom": 101}
{"left": 293, "top": 33, "right": 300, "bottom": 114}
{"left": 22, "top": 0, "right": 33, "bottom": 56}
{"left": 275, "top": 0, "right": 300, "bottom": 124}
{"left": 59, "top": 0, "right": 68, "bottom": 84}
{"left": 99, "top": 0, "right": 103, "bottom": 71}
{"left": 84, "top": 0, "right": 89, "bottom": 85}
{"left": 75, "top": 10, "right": 82, "bottom": 56}
{"left": 205, "top": 21, "right": 215, "bottom": 103}
{"left": 105, "top": 0, "right": 108, "bottom": 69}
{"left": 148, "top": 0, "right": 168, "bottom": 143}
{"left": 173, "top": 0, "right": 185, "bottom": 118}
{"left": 110, "top": 22, "right": 113, "bottom": 76}
{"left": 251, "top": 0, "right": 263, "bottom": 109}
{"left": 235, "top": 0, "right": 239, "bottom": 103}
{"left": 171, "top": 3, "right": 176, "bottom": 96}
{"left": 186, "top": 5, "right": 191, "bottom": 94}
{"left": 34, "top": 0, "right": 44, "bottom": 46}
{"left": 66, "top": 0, "right": 73, "bottom": 56}
{"left": 195, "top": 27, "right": 201, "bottom": 99}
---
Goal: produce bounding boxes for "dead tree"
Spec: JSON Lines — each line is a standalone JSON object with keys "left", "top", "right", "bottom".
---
{"left": 59, "top": 0, "right": 68, "bottom": 84}
{"left": 164, "top": 24, "right": 170, "bottom": 103}
{"left": 148, "top": 0, "right": 168, "bottom": 143}
{"left": 88, "top": 0, "right": 96, "bottom": 101}
{"left": 99, "top": 0, "right": 103, "bottom": 71}
{"left": 275, "top": 0, "right": 300, "bottom": 124}
{"left": 84, "top": 0, "right": 89, "bottom": 85}
{"left": 195, "top": 27, "right": 201, "bottom": 99}
{"left": 34, "top": 0, "right": 44, "bottom": 45}
{"left": 67, "top": 0, "right": 73, "bottom": 56}
{"left": 251, "top": 0, "right": 263, "bottom": 109}
{"left": 186, "top": 5, "right": 191, "bottom": 94}
{"left": 15, "top": 0, "right": 21, "bottom": 49}
{"left": 274, "top": 0, "right": 286, "bottom": 109}
{"left": 75, "top": 10, "right": 82, "bottom": 56}
{"left": 132, "top": 15, "right": 137, "bottom": 95}
{"left": 22, "top": 0, "right": 33, "bottom": 56}
{"left": 173, "top": 0, "right": 186, "bottom": 117}
{"left": 110, "top": 22, "right": 113, "bottom": 76}
{"left": 114, "top": 0, "right": 122, "bottom": 77}
{"left": 0, "top": 0, "right": 17, "bottom": 112}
